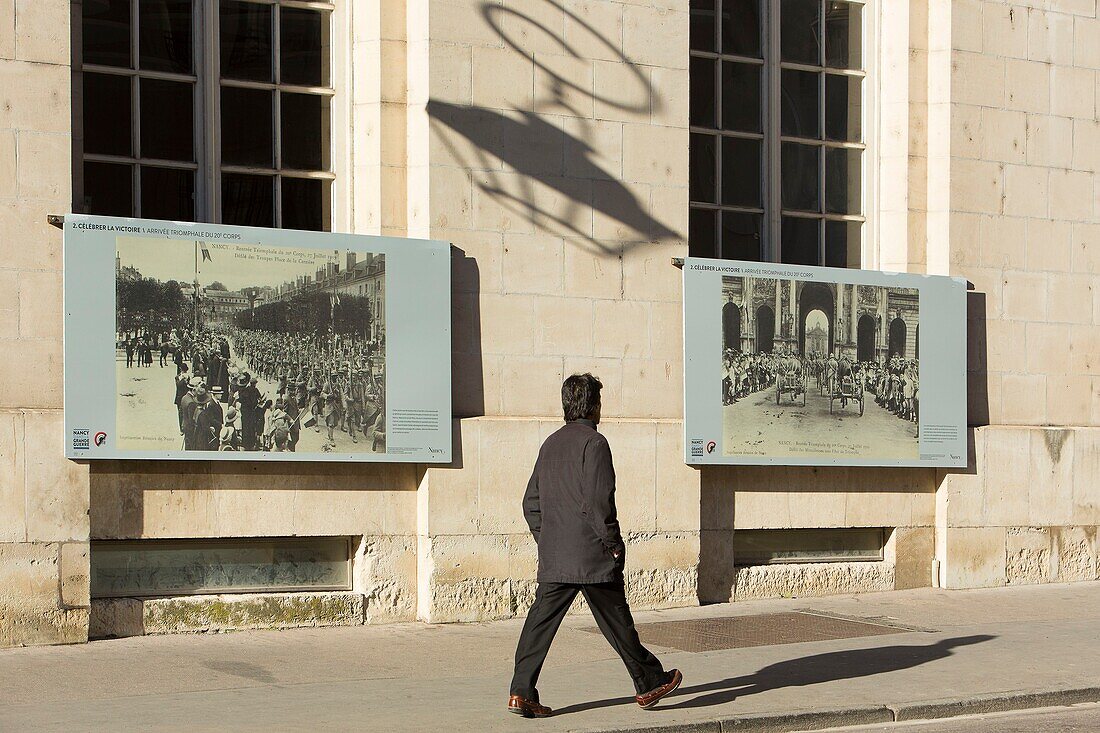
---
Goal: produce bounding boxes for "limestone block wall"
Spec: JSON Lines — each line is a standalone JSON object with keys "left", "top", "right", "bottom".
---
{"left": 947, "top": 0, "right": 1099, "bottom": 428}
{"left": 406, "top": 0, "right": 688, "bottom": 417}
{"left": 938, "top": 426, "right": 1100, "bottom": 587}
{"left": 938, "top": 0, "right": 1100, "bottom": 588}
{"left": 407, "top": 0, "right": 939, "bottom": 620}
{"left": 700, "top": 465, "right": 938, "bottom": 602}
{"left": 0, "top": 0, "right": 89, "bottom": 648}
{"left": 88, "top": 462, "right": 422, "bottom": 626}
{"left": 417, "top": 418, "right": 700, "bottom": 622}
{"left": 408, "top": 0, "right": 704, "bottom": 622}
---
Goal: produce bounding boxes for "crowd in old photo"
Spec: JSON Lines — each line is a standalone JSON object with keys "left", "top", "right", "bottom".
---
{"left": 122, "top": 326, "right": 386, "bottom": 453}
{"left": 722, "top": 348, "right": 919, "bottom": 425}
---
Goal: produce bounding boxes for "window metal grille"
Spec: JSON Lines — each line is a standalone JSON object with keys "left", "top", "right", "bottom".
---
{"left": 73, "top": 0, "right": 334, "bottom": 230}
{"left": 689, "top": 0, "right": 867, "bottom": 266}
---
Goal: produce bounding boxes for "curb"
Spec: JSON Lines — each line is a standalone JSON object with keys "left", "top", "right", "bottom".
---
{"left": 585, "top": 687, "right": 1100, "bottom": 733}
{"left": 891, "top": 687, "right": 1100, "bottom": 722}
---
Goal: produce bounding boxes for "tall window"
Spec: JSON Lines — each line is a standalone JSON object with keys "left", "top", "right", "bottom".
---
{"left": 75, "top": 0, "right": 334, "bottom": 230}
{"left": 689, "top": 0, "right": 865, "bottom": 267}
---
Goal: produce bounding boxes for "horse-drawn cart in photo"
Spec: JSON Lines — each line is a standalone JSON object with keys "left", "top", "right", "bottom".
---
{"left": 830, "top": 373, "right": 864, "bottom": 416}
{"left": 775, "top": 369, "right": 807, "bottom": 407}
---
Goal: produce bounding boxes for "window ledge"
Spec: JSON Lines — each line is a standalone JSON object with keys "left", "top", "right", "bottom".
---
{"left": 90, "top": 591, "right": 365, "bottom": 639}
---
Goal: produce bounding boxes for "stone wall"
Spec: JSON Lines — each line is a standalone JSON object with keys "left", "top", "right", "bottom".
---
{"left": 0, "top": 0, "right": 88, "bottom": 647}
{"left": 417, "top": 419, "right": 702, "bottom": 622}
{"left": 938, "top": 426, "right": 1100, "bottom": 588}
{"left": 405, "top": 0, "right": 940, "bottom": 621}
{"left": 937, "top": 0, "right": 1100, "bottom": 587}
{"left": 87, "top": 461, "right": 423, "bottom": 634}
{"left": 408, "top": 0, "right": 704, "bottom": 622}
{"left": 948, "top": 0, "right": 1099, "bottom": 427}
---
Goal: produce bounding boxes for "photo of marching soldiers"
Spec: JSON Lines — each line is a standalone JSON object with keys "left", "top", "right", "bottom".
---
{"left": 720, "top": 275, "right": 920, "bottom": 461}
{"left": 114, "top": 237, "right": 386, "bottom": 455}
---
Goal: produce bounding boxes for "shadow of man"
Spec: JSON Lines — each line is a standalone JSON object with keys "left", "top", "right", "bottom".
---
{"left": 553, "top": 635, "right": 995, "bottom": 715}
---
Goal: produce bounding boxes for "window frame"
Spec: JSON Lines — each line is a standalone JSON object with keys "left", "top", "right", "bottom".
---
{"left": 689, "top": 0, "right": 874, "bottom": 266}
{"left": 89, "top": 536, "right": 354, "bottom": 598}
{"left": 74, "top": 0, "right": 208, "bottom": 218}
{"left": 72, "top": 0, "right": 337, "bottom": 229}
{"left": 732, "top": 528, "right": 886, "bottom": 566}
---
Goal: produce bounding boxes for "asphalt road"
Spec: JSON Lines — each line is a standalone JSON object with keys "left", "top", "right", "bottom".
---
{"left": 723, "top": 379, "right": 918, "bottom": 461}
{"left": 812, "top": 703, "right": 1100, "bottom": 732}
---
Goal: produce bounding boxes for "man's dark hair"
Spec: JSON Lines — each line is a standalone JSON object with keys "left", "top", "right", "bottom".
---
{"left": 562, "top": 373, "right": 602, "bottom": 422}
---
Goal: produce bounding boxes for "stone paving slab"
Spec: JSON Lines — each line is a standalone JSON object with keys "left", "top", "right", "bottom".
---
{"left": 0, "top": 583, "right": 1098, "bottom": 732}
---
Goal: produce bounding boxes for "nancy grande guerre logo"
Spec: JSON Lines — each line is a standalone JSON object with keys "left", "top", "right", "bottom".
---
{"left": 72, "top": 428, "right": 90, "bottom": 450}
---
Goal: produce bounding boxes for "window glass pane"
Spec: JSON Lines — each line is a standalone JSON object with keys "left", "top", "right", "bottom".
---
{"left": 690, "top": 0, "right": 717, "bottom": 52}
{"left": 689, "top": 207, "right": 717, "bottom": 258}
{"left": 721, "top": 137, "right": 761, "bottom": 207}
{"left": 140, "top": 166, "right": 194, "bottom": 220}
{"left": 781, "top": 68, "right": 820, "bottom": 138}
{"left": 139, "top": 0, "right": 192, "bottom": 74}
{"left": 825, "top": 146, "right": 861, "bottom": 214}
{"left": 781, "top": 141, "right": 820, "bottom": 211}
{"left": 281, "top": 93, "right": 329, "bottom": 170}
{"left": 90, "top": 538, "right": 351, "bottom": 598}
{"left": 221, "top": 87, "right": 274, "bottom": 166}
{"left": 220, "top": 0, "right": 273, "bottom": 82}
{"left": 825, "top": 73, "right": 861, "bottom": 142}
{"left": 690, "top": 56, "right": 717, "bottom": 128}
{"left": 781, "top": 216, "right": 820, "bottom": 265}
{"left": 720, "top": 211, "right": 762, "bottom": 261}
{"left": 734, "top": 528, "right": 883, "bottom": 565}
{"left": 780, "top": 0, "right": 821, "bottom": 65}
{"left": 690, "top": 133, "right": 717, "bottom": 204}
{"left": 280, "top": 7, "right": 327, "bottom": 87}
{"left": 84, "top": 73, "right": 132, "bottom": 156}
{"left": 825, "top": 1, "right": 862, "bottom": 70}
{"left": 83, "top": 162, "right": 133, "bottom": 216}
{"left": 140, "top": 78, "right": 194, "bottom": 161}
{"left": 282, "top": 177, "right": 327, "bottom": 231}
{"left": 83, "top": 0, "right": 131, "bottom": 68}
{"left": 825, "top": 220, "right": 861, "bottom": 268}
{"left": 721, "top": 0, "right": 761, "bottom": 58}
{"left": 721, "top": 61, "right": 761, "bottom": 133}
{"left": 222, "top": 172, "right": 274, "bottom": 226}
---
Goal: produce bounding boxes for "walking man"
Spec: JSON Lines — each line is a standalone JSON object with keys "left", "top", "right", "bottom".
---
{"left": 507, "top": 373, "right": 681, "bottom": 718}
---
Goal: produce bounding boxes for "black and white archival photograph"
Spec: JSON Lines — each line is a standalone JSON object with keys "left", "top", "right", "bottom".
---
{"left": 114, "top": 236, "right": 387, "bottom": 455}
{"left": 720, "top": 275, "right": 920, "bottom": 461}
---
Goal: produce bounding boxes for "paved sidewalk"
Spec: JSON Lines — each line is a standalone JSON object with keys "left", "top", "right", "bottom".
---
{"left": 1, "top": 582, "right": 1099, "bottom": 732}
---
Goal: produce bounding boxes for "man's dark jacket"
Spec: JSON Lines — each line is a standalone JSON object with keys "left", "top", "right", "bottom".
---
{"left": 522, "top": 419, "right": 625, "bottom": 584}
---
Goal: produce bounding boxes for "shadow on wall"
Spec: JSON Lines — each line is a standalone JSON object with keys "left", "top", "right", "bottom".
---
{"left": 426, "top": 0, "right": 681, "bottom": 253}
{"left": 451, "top": 246, "right": 485, "bottom": 417}
{"left": 966, "top": 288, "right": 989, "bottom": 427}
{"left": 88, "top": 458, "right": 421, "bottom": 539}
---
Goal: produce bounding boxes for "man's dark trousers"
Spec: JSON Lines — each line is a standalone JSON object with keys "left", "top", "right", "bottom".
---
{"left": 510, "top": 580, "right": 666, "bottom": 699}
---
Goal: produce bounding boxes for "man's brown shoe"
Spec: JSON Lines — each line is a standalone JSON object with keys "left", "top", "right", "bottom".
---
{"left": 508, "top": 694, "right": 553, "bottom": 718}
{"left": 635, "top": 669, "right": 683, "bottom": 709}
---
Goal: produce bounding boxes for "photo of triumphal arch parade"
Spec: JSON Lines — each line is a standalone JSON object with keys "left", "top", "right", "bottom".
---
{"left": 720, "top": 275, "right": 920, "bottom": 461}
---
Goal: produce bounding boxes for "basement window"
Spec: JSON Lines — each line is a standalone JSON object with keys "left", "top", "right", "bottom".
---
{"left": 734, "top": 528, "right": 884, "bottom": 565}
{"left": 90, "top": 536, "right": 352, "bottom": 598}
